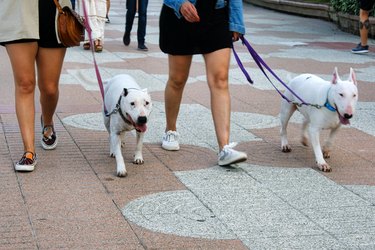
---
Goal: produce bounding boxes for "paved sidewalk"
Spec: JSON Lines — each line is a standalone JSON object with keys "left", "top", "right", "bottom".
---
{"left": 1, "top": 0, "right": 374, "bottom": 249}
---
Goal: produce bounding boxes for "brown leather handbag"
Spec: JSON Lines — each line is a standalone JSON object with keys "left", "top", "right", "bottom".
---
{"left": 53, "top": 0, "right": 85, "bottom": 47}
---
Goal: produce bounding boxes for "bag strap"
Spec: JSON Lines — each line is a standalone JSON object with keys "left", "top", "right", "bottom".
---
{"left": 53, "top": 0, "right": 64, "bottom": 14}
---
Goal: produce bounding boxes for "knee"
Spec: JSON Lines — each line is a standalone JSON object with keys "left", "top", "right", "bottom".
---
{"left": 168, "top": 75, "right": 187, "bottom": 90}
{"left": 40, "top": 83, "right": 58, "bottom": 98}
{"left": 209, "top": 72, "right": 229, "bottom": 90}
{"left": 16, "top": 78, "right": 35, "bottom": 94}
{"left": 359, "top": 19, "right": 370, "bottom": 29}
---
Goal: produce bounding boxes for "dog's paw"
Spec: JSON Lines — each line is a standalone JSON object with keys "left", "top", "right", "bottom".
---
{"left": 317, "top": 162, "right": 332, "bottom": 172}
{"left": 110, "top": 153, "right": 115, "bottom": 158}
{"left": 133, "top": 158, "right": 144, "bottom": 165}
{"left": 323, "top": 150, "right": 331, "bottom": 159}
{"left": 301, "top": 137, "right": 309, "bottom": 147}
{"left": 281, "top": 145, "right": 292, "bottom": 152}
{"left": 117, "top": 170, "right": 128, "bottom": 177}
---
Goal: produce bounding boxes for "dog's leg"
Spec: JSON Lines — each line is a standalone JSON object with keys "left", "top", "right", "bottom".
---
{"left": 110, "top": 132, "right": 127, "bottom": 177}
{"left": 323, "top": 126, "right": 340, "bottom": 159}
{"left": 133, "top": 131, "right": 144, "bottom": 164}
{"left": 308, "top": 127, "right": 331, "bottom": 172}
{"left": 300, "top": 120, "right": 309, "bottom": 146}
{"left": 280, "top": 101, "right": 296, "bottom": 152}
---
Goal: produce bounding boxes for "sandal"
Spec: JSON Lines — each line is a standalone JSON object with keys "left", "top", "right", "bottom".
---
{"left": 94, "top": 40, "right": 103, "bottom": 53}
{"left": 83, "top": 42, "right": 90, "bottom": 50}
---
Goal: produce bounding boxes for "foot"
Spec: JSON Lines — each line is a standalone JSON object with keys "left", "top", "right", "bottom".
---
{"left": 351, "top": 43, "right": 369, "bottom": 54}
{"left": 123, "top": 33, "right": 130, "bottom": 46}
{"left": 41, "top": 125, "right": 58, "bottom": 150}
{"left": 15, "top": 152, "right": 37, "bottom": 172}
{"left": 218, "top": 143, "right": 247, "bottom": 166}
{"left": 83, "top": 42, "right": 90, "bottom": 50}
{"left": 162, "top": 130, "right": 180, "bottom": 151}
{"left": 137, "top": 44, "right": 148, "bottom": 51}
{"left": 105, "top": 15, "right": 110, "bottom": 23}
{"left": 94, "top": 40, "right": 103, "bottom": 53}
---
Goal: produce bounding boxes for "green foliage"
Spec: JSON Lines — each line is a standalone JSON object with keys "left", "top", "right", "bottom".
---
{"left": 330, "top": 0, "right": 374, "bottom": 16}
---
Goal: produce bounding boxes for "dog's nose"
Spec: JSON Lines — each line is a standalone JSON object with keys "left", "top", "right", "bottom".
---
{"left": 344, "top": 114, "right": 353, "bottom": 119}
{"left": 137, "top": 116, "right": 147, "bottom": 124}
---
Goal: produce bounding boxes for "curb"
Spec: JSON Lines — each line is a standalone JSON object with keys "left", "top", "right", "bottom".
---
{"left": 244, "top": 0, "right": 375, "bottom": 39}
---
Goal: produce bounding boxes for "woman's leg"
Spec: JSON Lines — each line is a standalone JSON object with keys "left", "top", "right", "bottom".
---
{"left": 203, "top": 48, "right": 231, "bottom": 151}
{"left": 6, "top": 42, "right": 38, "bottom": 154}
{"left": 164, "top": 54, "right": 192, "bottom": 131}
{"left": 36, "top": 47, "right": 66, "bottom": 128}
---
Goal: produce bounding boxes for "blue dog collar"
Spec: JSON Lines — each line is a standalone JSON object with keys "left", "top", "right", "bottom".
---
{"left": 324, "top": 100, "right": 336, "bottom": 112}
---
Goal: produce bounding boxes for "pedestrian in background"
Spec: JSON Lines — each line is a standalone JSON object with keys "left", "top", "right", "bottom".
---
{"left": 0, "top": 0, "right": 70, "bottom": 171}
{"left": 80, "top": 0, "right": 107, "bottom": 52}
{"left": 351, "top": 0, "right": 375, "bottom": 53}
{"left": 123, "top": 0, "right": 149, "bottom": 51}
{"left": 159, "top": 0, "right": 248, "bottom": 166}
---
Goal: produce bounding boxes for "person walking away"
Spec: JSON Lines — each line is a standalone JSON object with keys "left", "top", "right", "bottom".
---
{"left": 159, "top": 0, "right": 248, "bottom": 166}
{"left": 351, "top": 0, "right": 375, "bottom": 53}
{"left": 0, "top": 0, "right": 69, "bottom": 171}
{"left": 123, "top": 0, "right": 149, "bottom": 51}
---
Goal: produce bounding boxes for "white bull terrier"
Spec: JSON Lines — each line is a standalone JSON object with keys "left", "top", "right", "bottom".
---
{"left": 103, "top": 74, "right": 152, "bottom": 177}
{"left": 280, "top": 67, "right": 358, "bottom": 172}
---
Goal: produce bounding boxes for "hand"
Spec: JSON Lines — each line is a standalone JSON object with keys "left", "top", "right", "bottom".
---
{"left": 180, "top": 2, "right": 200, "bottom": 22}
{"left": 232, "top": 32, "right": 241, "bottom": 42}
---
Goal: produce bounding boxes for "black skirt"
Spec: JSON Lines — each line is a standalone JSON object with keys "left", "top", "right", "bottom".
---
{"left": 159, "top": 0, "right": 232, "bottom": 55}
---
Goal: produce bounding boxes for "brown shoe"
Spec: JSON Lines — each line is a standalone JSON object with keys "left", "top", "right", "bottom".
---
{"left": 83, "top": 42, "right": 90, "bottom": 50}
{"left": 94, "top": 40, "right": 103, "bottom": 53}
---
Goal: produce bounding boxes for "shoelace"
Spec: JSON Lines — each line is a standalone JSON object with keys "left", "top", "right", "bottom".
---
{"left": 165, "top": 131, "right": 178, "bottom": 142}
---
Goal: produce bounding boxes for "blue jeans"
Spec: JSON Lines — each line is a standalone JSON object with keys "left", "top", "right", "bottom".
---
{"left": 125, "top": 0, "right": 149, "bottom": 45}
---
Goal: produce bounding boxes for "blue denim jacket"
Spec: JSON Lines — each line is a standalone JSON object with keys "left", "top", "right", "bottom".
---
{"left": 163, "top": 0, "right": 246, "bottom": 35}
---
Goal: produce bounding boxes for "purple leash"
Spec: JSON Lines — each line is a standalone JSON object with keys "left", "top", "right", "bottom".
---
{"left": 232, "top": 35, "right": 310, "bottom": 106}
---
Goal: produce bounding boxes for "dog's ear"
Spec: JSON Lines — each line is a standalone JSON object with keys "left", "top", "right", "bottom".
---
{"left": 332, "top": 67, "right": 341, "bottom": 84}
{"left": 123, "top": 88, "right": 128, "bottom": 97}
{"left": 348, "top": 68, "right": 357, "bottom": 85}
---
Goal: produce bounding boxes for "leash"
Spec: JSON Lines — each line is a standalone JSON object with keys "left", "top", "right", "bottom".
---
{"left": 81, "top": 0, "right": 110, "bottom": 114}
{"left": 232, "top": 35, "right": 325, "bottom": 108}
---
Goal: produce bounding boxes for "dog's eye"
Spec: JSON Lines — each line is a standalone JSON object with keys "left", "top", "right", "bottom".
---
{"left": 353, "top": 94, "right": 357, "bottom": 98}
{"left": 339, "top": 93, "right": 344, "bottom": 97}
{"left": 130, "top": 102, "right": 135, "bottom": 106}
{"left": 145, "top": 101, "right": 149, "bottom": 106}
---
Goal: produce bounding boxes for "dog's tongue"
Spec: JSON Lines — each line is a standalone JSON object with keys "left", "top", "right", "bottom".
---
{"left": 338, "top": 112, "right": 350, "bottom": 125}
{"left": 136, "top": 123, "right": 147, "bottom": 132}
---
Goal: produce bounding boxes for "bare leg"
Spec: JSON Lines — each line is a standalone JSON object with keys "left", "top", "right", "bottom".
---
{"left": 37, "top": 47, "right": 66, "bottom": 127}
{"left": 359, "top": 9, "right": 370, "bottom": 46}
{"left": 6, "top": 42, "right": 38, "bottom": 154}
{"left": 203, "top": 48, "right": 231, "bottom": 151}
{"left": 164, "top": 55, "right": 192, "bottom": 132}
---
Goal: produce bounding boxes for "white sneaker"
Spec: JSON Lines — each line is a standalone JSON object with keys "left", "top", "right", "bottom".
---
{"left": 218, "top": 143, "right": 247, "bottom": 166}
{"left": 162, "top": 130, "right": 180, "bottom": 151}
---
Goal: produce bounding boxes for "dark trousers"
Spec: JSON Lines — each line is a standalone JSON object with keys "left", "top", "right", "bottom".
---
{"left": 125, "top": 0, "right": 149, "bottom": 45}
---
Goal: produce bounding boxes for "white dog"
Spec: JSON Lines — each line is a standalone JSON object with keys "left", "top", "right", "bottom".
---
{"left": 280, "top": 68, "right": 358, "bottom": 172}
{"left": 103, "top": 74, "right": 152, "bottom": 177}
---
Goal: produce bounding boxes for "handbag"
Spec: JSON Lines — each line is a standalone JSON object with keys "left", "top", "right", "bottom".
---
{"left": 53, "top": 0, "right": 85, "bottom": 47}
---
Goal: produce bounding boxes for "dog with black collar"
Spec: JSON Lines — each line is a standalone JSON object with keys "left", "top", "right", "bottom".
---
{"left": 103, "top": 74, "right": 152, "bottom": 177}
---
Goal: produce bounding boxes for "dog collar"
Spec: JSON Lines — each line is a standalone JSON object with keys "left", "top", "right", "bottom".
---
{"left": 324, "top": 100, "right": 336, "bottom": 112}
